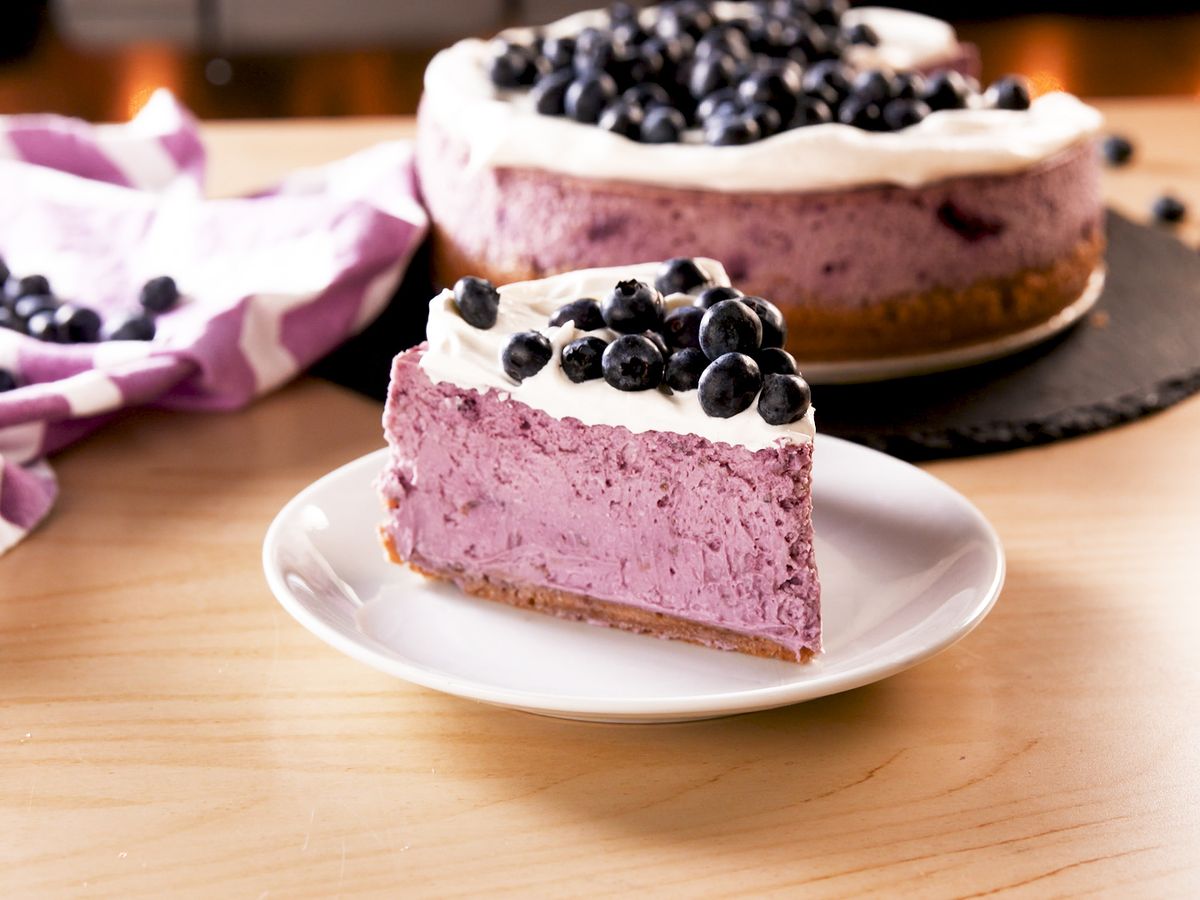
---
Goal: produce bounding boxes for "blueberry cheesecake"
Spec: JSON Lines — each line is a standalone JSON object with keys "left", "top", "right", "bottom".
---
{"left": 416, "top": 1, "right": 1104, "bottom": 360}
{"left": 378, "top": 258, "right": 820, "bottom": 662}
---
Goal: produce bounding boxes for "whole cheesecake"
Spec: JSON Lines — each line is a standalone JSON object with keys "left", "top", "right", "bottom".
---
{"left": 415, "top": 2, "right": 1105, "bottom": 361}
{"left": 378, "top": 259, "right": 821, "bottom": 661}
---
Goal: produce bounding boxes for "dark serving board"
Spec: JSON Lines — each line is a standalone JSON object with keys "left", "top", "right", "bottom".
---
{"left": 814, "top": 210, "right": 1200, "bottom": 459}
{"left": 315, "top": 210, "right": 1200, "bottom": 461}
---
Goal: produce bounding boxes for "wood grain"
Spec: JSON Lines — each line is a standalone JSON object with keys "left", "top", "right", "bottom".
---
{"left": 3, "top": 102, "right": 1200, "bottom": 897}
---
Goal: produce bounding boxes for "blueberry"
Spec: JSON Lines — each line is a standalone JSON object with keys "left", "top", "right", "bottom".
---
{"left": 695, "top": 87, "right": 742, "bottom": 123}
{"left": 695, "top": 27, "right": 751, "bottom": 62}
{"left": 695, "top": 285, "right": 743, "bottom": 309}
{"left": 1152, "top": 194, "right": 1187, "bottom": 224}
{"left": 756, "top": 347, "right": 800, "bottom": 376}
{"left": 845, "top": 22, "right": 879, "bottom": 46}
{"left": 548, "top": 298, "right": 605, "bottom": 331}
{"left": 602, "top": 333, "right": 664, "bottom": 391}
{"left": 744, "top": 102, "right": 783, "bottom": 138}
{"left": 986, "top": 75, "right": 1031, "bottom": 110}
{"left": 139, "top": 275, "right": 179, "bottom": 313}
{"left": 891, "top": 71, "right": 927, "bottom": 101}
{"left": 851, "top": 69, "right": 896, "bottom": 105}
{"left": 26, "top": 309, "right": 61, "bottom": 342}
{"left": 488, "top": 43, "right": 536, "bottom": 88}
{"left": 602, "top": 279, "right": 664, "bottom": 333}
{"left": 921, "top": 70, "right": 974, "bottom": 111}
{"left": 0, "top": 367, "right": 16, "bottom": 392}
{"left": 14, "top": 293, "right": 56, "bottom": 320}
{"left": 623, "top": 83, "right": 672, "bottom": 109}
{"left": 0, "top": 306, "right": 25, "bottom": 334}
{"left": 612, "top": 19, "right": 646, "bottom": 48}
{"left": 698, "top": 352, "right": 762, "bottom": 418}
{"left": 741, "top": 296, "right": 786, "bottom": 349}
{"left": 788, "top": 95, "right": 834, "bottom": 128}
{"left": 565, "top": 72, "right": 618, "bottom": 124}
{"left": 501, "top": 331, "right": 553, "bottom": 382}
{"left": 107, "top": 312, "right": 156, "bottom": 341}
{"left": 16, "top": 274, "right": 50, "bottom": 299}
{"left": 573, "top": 27, "right": 615, "bottom": 73}
{"left": 838, "top": 95, "right": 885, "bottom": 131}
{"left": 641, "top": 105, "right": 687, "bottom": 143}
{"left": 1102, "top": 135, "right": 1134, "bottom": 167}
{"left": 560, "top": 335, "right": 608, "bottom": 383}
{"left": 802, "top": 60, "right": 851, "bottom": 100}
{"left": 452, "top": 276, "right": 500, "bottom": 329}
{"left": 657, "top": 5, "right": 715, "bottom": 42}
{"left": 795, "top": 24, "right": 837, "bottom": 62}
{"left": 664, "top": 347, "right": 708, "bottom": 391}
{"left": 598, "top": 99, "right": 644, "bottom": 139}
{"left": 531, "top": 69, "right": 575, "bottom": 115}
{"left": 737, "top": 70, "right": 798, "bottom": 119}
{"left": 662, "top": 306, "right": 705, "bottom": 350}
{"left": 810, "top": 0, "right": 849, "bottom": 28}
{"left": 655, "top": 258, "right": 710, "bottom": 296}
{"left": 643, "top": 330, "right": 670, "bottom": 360}
{"left": 609, "top": 1, "right": 637, "bottom": 24}
{"left": 757, "top": 373, "right": 812, "bottom": 425}
{"left": 0, "top": 255, "right": 8, "bottom": 285}
{"left": 54, "top": 304, "right": 102, "bottom": 343}
{"left": 883, "top": 98, "right": 932, "bottom": 131}
{"left": 699, "top": 299, "right": 763, "bottom": 359}
{"left": 540, "top": 36, "right": 576, "bottom": 71}
{"left": 688, "top": 53, "right": 737, "bottom": 99}
{"left": 705, "top": 115, "right": 761, "bottom": 145}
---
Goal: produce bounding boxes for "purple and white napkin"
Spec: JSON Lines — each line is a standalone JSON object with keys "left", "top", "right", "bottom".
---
{"left": 0, "top": 91, "right": 427, "bottom": 554}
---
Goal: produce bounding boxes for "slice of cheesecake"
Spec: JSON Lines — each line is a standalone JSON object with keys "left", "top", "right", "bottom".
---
{"left": 378, "top": 259, "right": 820, "bottom": 661}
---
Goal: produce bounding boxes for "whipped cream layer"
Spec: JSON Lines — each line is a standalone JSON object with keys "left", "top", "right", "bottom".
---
{"left": 420, "top": 260, "right": 815, "bottom": 450}
{"left": 421, "top": 5, "right": 1103, "bottom": 193}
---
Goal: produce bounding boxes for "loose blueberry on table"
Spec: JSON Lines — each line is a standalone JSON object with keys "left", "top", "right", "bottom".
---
{"left": 0, "top": 255, "right": 176, "bottom": 344}
{"left": 1151, "top": 194, "right": 1187, "bottom": 225}
{"left": 488, "top": 3, "right": 1029, "bottom": 146}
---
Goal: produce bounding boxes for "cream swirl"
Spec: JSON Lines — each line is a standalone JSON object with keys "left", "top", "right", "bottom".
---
{"left": 421, "top": 6, "right": 1102, "bottom": 193}
{"left": 419, "top": 260, "right": 816, "bottom": 450}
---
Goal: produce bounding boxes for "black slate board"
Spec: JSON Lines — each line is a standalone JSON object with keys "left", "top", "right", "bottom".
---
{"left": 814, "top": 210, "right": 1200, "bottom": 459}
{"left": 314, "top": 210, "right": 1200, "bottom": 461}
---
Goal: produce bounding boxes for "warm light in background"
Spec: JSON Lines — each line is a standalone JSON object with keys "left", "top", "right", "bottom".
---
{"left": 117, "top": 45, "right": 182, "bottom": 119}
{"left": 1001, "top": 18, "right": 1077, "bottom": 97}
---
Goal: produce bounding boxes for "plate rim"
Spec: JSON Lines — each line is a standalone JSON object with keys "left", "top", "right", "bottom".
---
{"left": 799, "top": 266, "right": 1106, "bottom": 385}
{"left": 263, "top": 437, "right": 1006, "bottom": 720}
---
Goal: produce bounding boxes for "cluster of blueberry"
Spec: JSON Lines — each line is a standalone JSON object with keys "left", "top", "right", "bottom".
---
{"left": 0, "top": 257, "right": 178, "bottom": 351}
{"left": 452, "top": 258, "right": 812, "bottom": 425}
{"left": 487, "top": 0, "right": 1029, "bottom": 146}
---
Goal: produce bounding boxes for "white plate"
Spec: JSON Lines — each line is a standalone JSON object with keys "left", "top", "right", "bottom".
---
{"left": 263, "top": 439, "right": 1004, "bottom": 723}
{"left": 800, "top": 266, "right": 1105, "bottom": 385}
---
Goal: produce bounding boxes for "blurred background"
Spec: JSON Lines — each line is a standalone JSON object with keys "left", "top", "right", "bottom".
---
{"left": 1, "top": 1, "right": 1198, "bottom": 121}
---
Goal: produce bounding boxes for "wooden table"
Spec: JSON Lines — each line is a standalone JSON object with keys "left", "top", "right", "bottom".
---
{"left": 4, "top": 101, "right": 1200, "bottom": 897}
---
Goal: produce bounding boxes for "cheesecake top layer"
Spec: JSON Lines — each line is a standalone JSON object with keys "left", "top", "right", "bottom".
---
{"left": 420, "top": 260, "right": 816, "bottom": 450}
{"left": 422, "top": 4, "right": 1103, "bottom": 193}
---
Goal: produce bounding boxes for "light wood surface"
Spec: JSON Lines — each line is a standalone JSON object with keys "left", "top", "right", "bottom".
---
{"left": 4, "top": 101, "right": 1200, "bottom": 898}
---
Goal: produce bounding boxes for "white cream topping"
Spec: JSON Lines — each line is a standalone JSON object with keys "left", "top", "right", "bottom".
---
{"left": 420, "top": 260, "right": 815, "bottom": 450}
{"left": 421, "top": 5, "right": 1103, "bottom": 192}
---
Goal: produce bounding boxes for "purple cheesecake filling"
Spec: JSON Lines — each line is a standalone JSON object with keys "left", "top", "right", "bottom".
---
{"left": 416, "top": 110, "right": 1102, "bottom": 305}
{"left": 380, "top": 349, "right": 821, "bottom": 658}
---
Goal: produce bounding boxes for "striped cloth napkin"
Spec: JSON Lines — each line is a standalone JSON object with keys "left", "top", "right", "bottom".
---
{"left": 0, "top": 91, "right": 427, "bottom": 554}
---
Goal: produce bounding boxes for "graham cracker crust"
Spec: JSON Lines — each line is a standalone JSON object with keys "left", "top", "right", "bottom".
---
{"left": 430, "top": 229, "right": 1104, "bottom": 362}
{"left": 773, "top": 232, "right": 1106, "bottom": 359}
{"left": 380, "top": 529, "right": 812, "bottom": 663}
